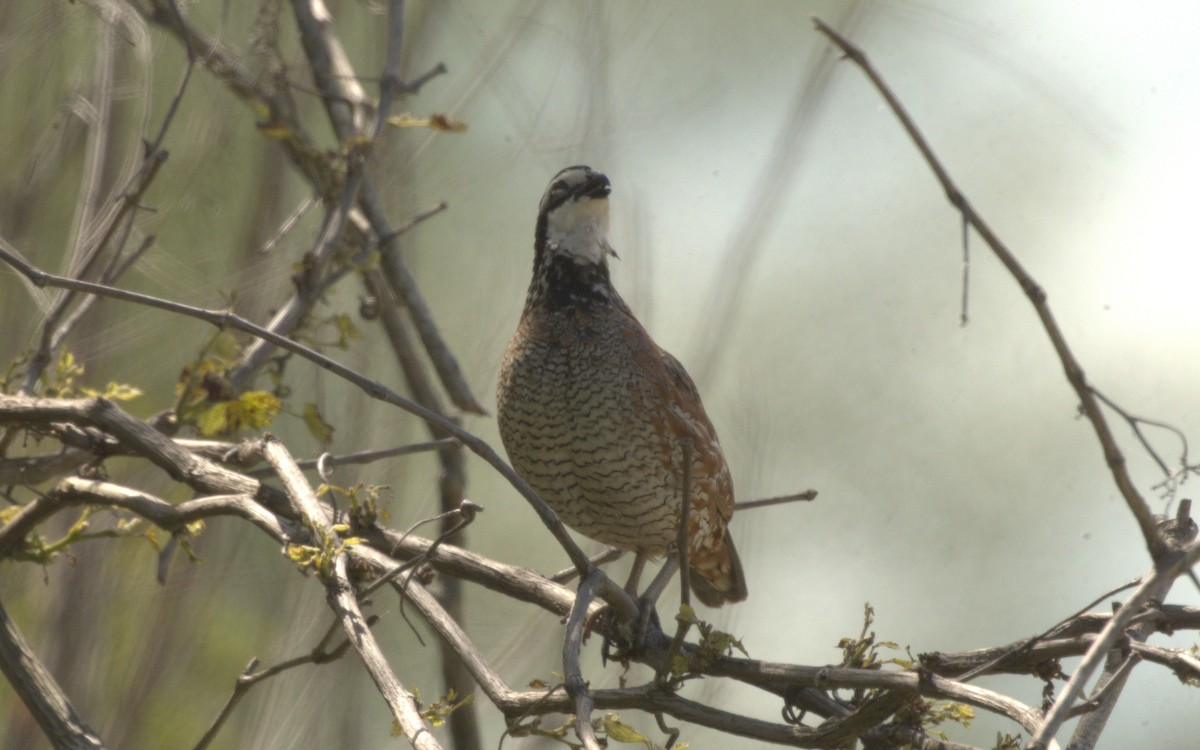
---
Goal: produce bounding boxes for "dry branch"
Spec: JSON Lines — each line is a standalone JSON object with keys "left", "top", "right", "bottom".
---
{"left": 4, "top": 390, "right": 1197, "bottom": 747}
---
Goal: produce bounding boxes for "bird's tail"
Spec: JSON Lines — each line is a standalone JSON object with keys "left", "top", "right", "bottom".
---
{"left": 688, "top": 530, "right": 748, "bottom": 607}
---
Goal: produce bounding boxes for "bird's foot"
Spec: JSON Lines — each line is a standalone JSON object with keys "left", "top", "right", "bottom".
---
{"left": 598, "top": 596, "right": 665, "bottom": 664}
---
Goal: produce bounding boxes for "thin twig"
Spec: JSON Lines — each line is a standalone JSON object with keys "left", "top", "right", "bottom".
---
{"left": 192, "top": 617, "right": 369, "bottom": 750}
{"left": 1092, "top": 388, "right": 1189, "bottom": 488}
{"left": 955, "top": 578, "right": 1141, "bottom": 683}
{"left": 21, "top": 0, "right": 196, "bottom": 394}
{"left": 654, "top": 712, "right": 681, "bottom": 750}
{"left": 244, "top": 438, "right": 459, "bottom": 477}
{"left": 656, "top": 442, "right": 694, "bottom": 688}
{"left": 375, "top": 200, "right": 448, "bottom": 245}
{"left": 734, "top": 489, "right": 818, "bottom": 512}
{"left": 258, "top": 192, "right": 320, "bottom": 255}
{"left": 1065, "top": 653, "right": 1141, "bottom": 721}
{"left": 362, "top": 502, "right": 482, "bottom": 599}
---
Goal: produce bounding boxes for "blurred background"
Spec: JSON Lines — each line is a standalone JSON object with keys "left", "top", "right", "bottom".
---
{"left": 1, "top": 1, "right": 1198, "bottom": 747}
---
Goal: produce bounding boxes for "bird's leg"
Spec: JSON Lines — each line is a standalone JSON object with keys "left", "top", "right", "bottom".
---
{"left": 601, "top": 553, "right": 650, "bottom": 663}
{"left": 639, "top": 555, "right": 680, "bottom": 606}
{"left": 623, "top": 552, "right": 648, "bottom": 597}
{"left": 630, "top": 554, "right": 677, "bottom": 649}
{"left": 601, "top": 553, "right": 666, "bottom": 661}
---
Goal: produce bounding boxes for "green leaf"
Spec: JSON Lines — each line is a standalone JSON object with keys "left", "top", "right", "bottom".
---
{"left": 332, "top": 313, "right": 363, "bottom": 348}
{"left": 303, "top": 402, "right": 334, "bottom": 443}
{"left": 230, "top": 391, "right": 282, "bottom": 429}
{"left": 598, "top": 713, "right": 651, "bottom": 747}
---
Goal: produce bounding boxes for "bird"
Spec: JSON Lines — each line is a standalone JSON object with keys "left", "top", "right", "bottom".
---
{"left": 496, "top": 165, "right": 747, "bottom": 607}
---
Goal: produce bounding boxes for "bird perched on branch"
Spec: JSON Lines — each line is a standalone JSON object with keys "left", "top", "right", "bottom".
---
{"left": 497, "top": 165, "right": 747, "bottom": 607}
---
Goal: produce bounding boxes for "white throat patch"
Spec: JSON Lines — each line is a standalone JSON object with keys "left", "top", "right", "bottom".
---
{"left": 546, "top": 196, "right": 614, "bottom": 264}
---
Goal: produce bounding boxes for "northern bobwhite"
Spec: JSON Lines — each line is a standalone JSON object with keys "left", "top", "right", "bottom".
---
{"left": 497, "top": 165, "right": 747, "bottom": 607}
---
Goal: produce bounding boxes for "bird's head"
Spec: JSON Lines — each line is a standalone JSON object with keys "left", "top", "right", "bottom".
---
{"left": 535, "top": 165, "right": 616, "bottom": 264}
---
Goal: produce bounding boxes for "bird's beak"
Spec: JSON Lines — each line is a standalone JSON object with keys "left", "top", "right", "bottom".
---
{"left": 581, "top": 173, "right": 611, "bottom": 199}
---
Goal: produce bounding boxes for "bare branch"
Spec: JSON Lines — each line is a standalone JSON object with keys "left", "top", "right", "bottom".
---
{"left": 735, "top": 489, "right": 818, "bottom": 512}
{"left": 1062, "top": 503, "right": 1199, "bottom": 748}
{"left": 328, "top": 554, "right": 442, "bottom": 750}
{"left": 257, "top": 192, "right": 320, "bottom": 255}
{"left": 1030, "top": 538, "right": 1200, "bottom": 748}
{"left": 256, "top": 433, "right": 442, "bottom": 749}
{"left": 1092, "top": 387, "right": 1190, "bottom": 496}
{"left": 812, "top": 16, "right": 1163, "bottom": 557}
{"left": 0, "top": 397, "right": 274, "bottom": 548}
{"left": 289, "top": 0, "right": 371, "bottom": 138}
{"left": 193, "top": 619, "right": 367, "bottom": 750}
{"left": 0, "top": 431, "right": 449, "bottom": 487}
{"left": 0, "top": 258, "right": 592, "bottom": 575}
{"left": 952, "top": 579, "right": 1141, "bottom": 683}
{"left": 246, "top": 438, "right": 460, "bottom": 476}
{"left": 257, "top": 434, "right": 332, "bottom": 527}
{"left": 364, "top": 187, "right": 489, "bottom": 415}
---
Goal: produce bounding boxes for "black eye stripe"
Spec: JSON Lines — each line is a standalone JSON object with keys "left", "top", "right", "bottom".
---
{"left": 539, "top": 167, "right": 605, "bottom": 217}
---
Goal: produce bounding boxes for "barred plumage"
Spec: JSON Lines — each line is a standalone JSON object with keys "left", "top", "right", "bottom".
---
{"left": 497, "top": 166, "right": 747, "bottom": 606}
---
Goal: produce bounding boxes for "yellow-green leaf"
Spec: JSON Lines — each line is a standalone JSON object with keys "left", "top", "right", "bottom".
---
{"left": 197, "top": 402, "right": 230, "bottom": 436}
{"left": 303, "top": 403, "right": 334, "bottom": 443}
{"left": 599, "top": 714, "right": 651, "bottom": 747}
{"left": 230, "top": 391, "right": 282, "bottom": 429}
{"left": 258, "top": 120, "right": 295, "bottom": 140}
{"left": 333, "top": 313, "right": 363, "bottom": 347}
